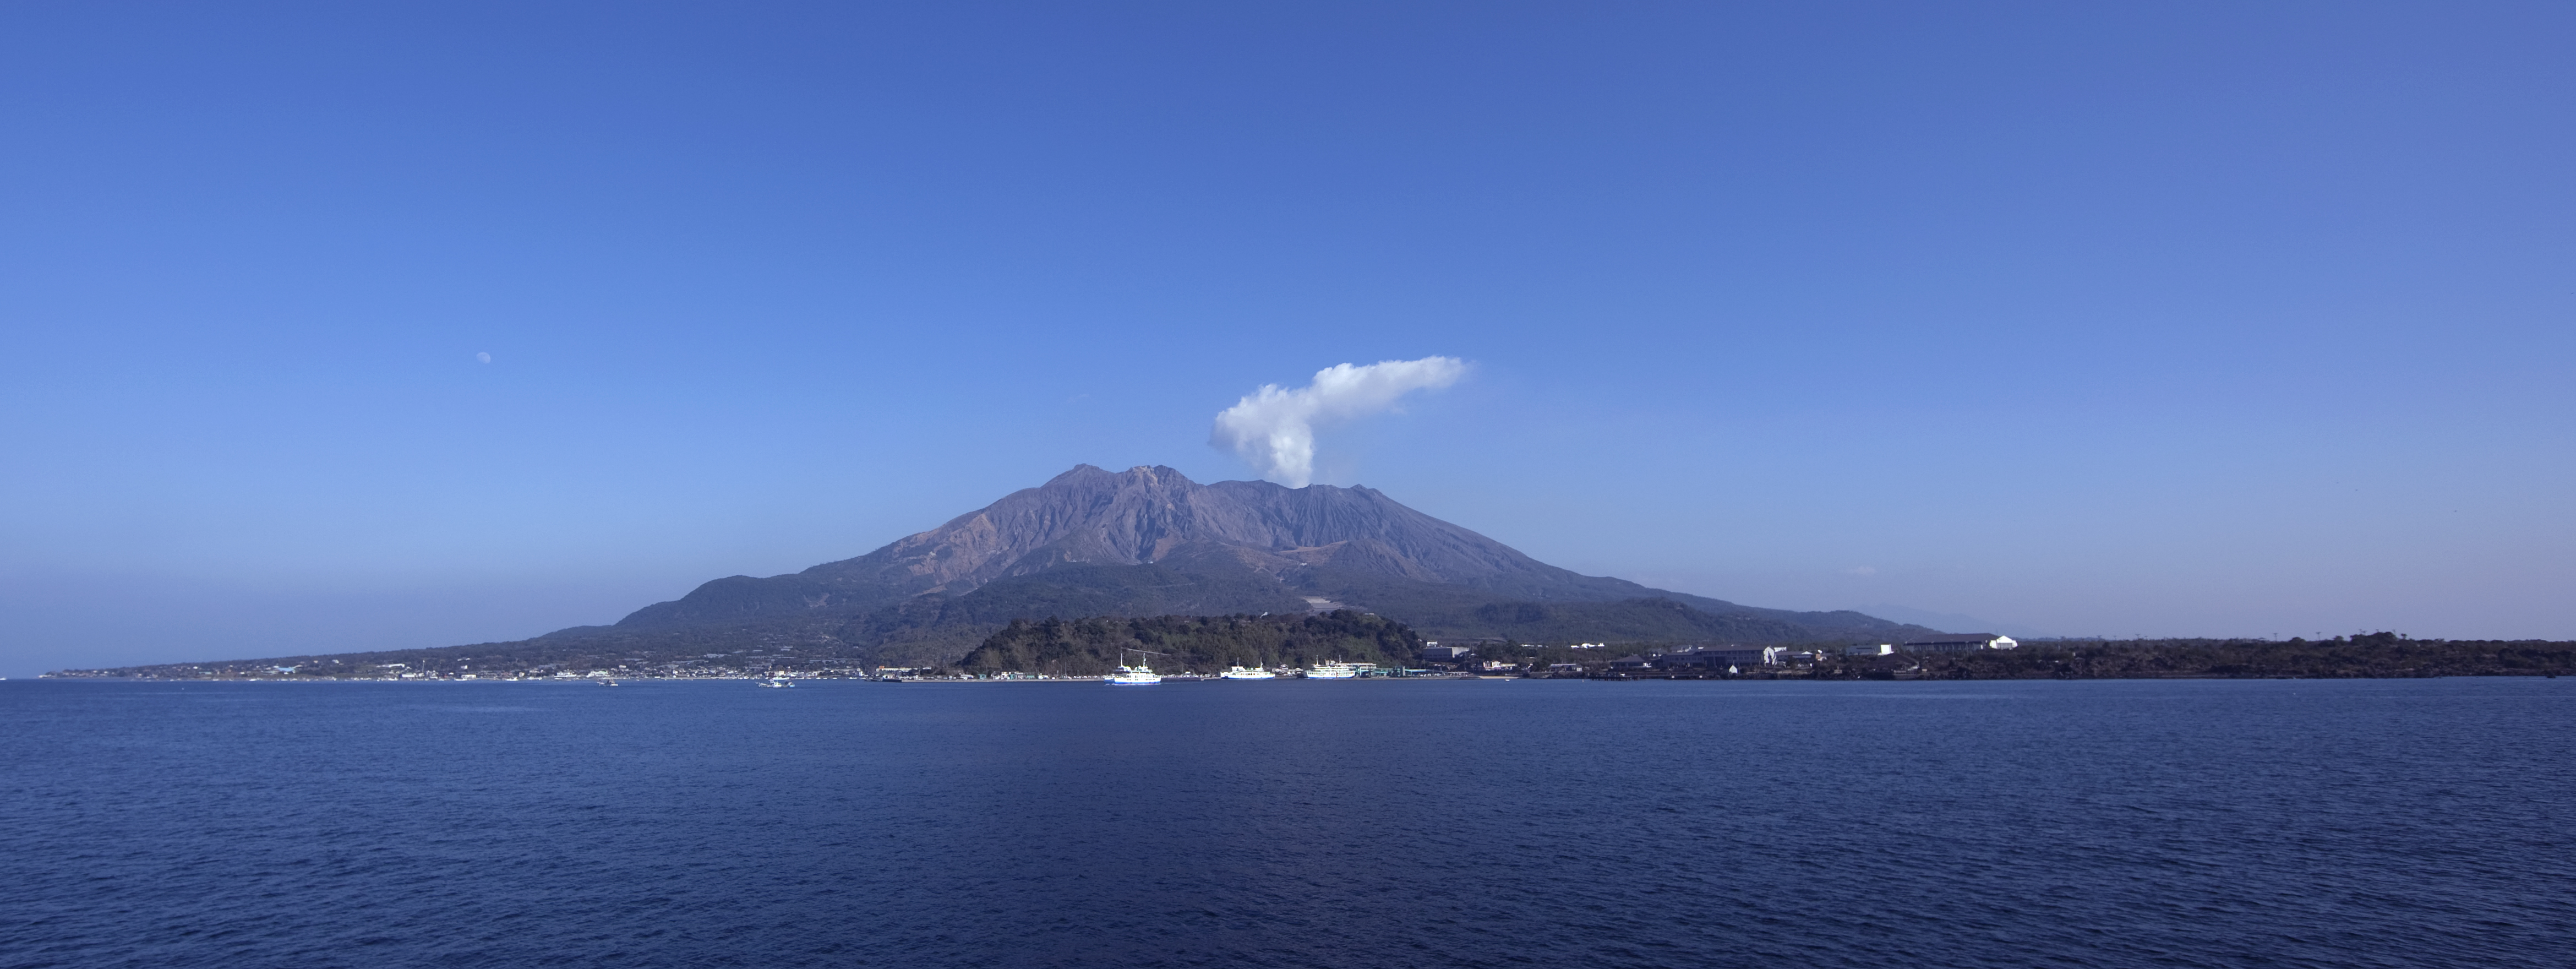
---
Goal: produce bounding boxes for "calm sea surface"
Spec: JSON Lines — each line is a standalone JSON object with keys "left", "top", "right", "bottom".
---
{"left": 2, "top": 678, "right": 2569, "bottom": 968}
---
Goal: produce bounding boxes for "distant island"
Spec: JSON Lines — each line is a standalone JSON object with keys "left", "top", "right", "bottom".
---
{"left": 45, "top": 619, "right": 2573, "bottom": 681}
{"left": 38, "top": 465, "right": 2575, "bottom": 682}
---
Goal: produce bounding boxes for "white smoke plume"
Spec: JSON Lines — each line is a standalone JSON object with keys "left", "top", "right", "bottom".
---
{"left": 1210, "top": 356, "right": 1467, "bottom": 487}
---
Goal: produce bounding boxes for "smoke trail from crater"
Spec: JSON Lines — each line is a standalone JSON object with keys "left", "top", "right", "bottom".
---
{"left": 1210, "top": 356, "right": 1466, "bottom": 487}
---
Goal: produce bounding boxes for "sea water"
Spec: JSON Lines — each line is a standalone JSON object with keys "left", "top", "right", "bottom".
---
{"left": 2, "top": 678, "right": 2568, "bottom": 968}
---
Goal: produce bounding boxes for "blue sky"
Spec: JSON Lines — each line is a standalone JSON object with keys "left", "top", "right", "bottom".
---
{"left": 4, "top": 2, "right": 2571, "bottom": 676}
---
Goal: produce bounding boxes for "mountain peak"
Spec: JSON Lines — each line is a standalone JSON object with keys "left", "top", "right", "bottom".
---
{"left": 622, "top": 462, "right": 1553, "bottom": 620}
{"left": 1042, "top": 463, "right": 1196, "bottom": 489}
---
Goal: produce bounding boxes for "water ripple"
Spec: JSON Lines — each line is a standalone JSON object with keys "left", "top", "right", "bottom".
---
{"left": 1, "top": 678, "right": 2569, "bottom": 967}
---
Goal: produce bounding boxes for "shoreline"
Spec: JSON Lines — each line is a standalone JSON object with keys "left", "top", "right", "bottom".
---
{"left": 25, "top": 670, "right": 2567, "bottom": 684}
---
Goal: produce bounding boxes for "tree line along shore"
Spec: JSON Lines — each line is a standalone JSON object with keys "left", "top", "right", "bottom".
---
{"left": 38, "top": 617, "right": 2576, "bottom": 682}
{"left": 1793, "top": 632, "right": 2573, "bottom": 680}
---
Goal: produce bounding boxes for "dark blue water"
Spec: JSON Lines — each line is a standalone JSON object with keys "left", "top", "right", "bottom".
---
{"left": 3, "top": 678, "right": 2569, "bottom": 968}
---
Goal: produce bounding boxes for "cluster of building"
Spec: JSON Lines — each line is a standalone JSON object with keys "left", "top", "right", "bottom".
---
{"left": 1418, "top": 634, "right": 2020, "bottom": 677}
{"left": 1609, "top": 646, "right": 1787, "bottom": 671}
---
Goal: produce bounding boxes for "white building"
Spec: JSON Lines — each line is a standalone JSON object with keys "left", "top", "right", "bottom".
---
{"left": 1844, "top": 644, "right": 1896, "bottom": 657}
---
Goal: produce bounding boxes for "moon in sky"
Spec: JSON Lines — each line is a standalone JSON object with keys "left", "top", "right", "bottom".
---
{"left": 476, "top": 352, "right": 492, "bottom": 364}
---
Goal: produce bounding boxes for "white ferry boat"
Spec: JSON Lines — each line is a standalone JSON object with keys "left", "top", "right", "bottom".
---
{"left": 1219, "top": 665, "right": 1276, "bottom": 680}
{"left": 1106, "top": 663, "right": 1163, "bottom": 685}
{"left": 757, "top": 676, "right": 794, "bottom": 688}
{"left": 1304, "top": 660, "right": 1362, "bottom": 679}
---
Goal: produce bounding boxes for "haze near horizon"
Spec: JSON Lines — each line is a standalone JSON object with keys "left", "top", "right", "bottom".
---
{"left": 3, "top": 3, "right": 2571, "bottom": 677}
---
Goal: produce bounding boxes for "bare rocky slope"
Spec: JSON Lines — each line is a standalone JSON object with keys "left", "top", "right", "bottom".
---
{"left": 531, "top": 464, "right": 1929, "bottom": 663}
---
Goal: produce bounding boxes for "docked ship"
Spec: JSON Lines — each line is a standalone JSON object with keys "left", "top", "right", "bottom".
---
{"left": 1303, "top": 660, "right": 1362, "bottom": 679}
{"left": 1106, "top": 662, "right": 1163, "bottom": 685}
{"left": 1219, "top": 665, "right": 1276, "bottom": 680}
{"left": 1109, "top": 647, "right": 1170, "bottom": 685}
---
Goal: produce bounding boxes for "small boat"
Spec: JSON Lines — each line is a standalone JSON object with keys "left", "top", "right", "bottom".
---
{"left": 1219, "top": 665, "right": 1276, "bottom": 681}
{"left": 757, "top": 677, "right": 795, "bottom": 688}
{"left": 1305, "top": 660, "right": 1362, "bottom": 679}
{"left": 600, "top": 679, "right": 618, "bottom": 687}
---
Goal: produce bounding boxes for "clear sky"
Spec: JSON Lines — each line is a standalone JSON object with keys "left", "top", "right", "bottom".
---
{"left": 4, "top": 2, "right": 2571, "bottom": 676}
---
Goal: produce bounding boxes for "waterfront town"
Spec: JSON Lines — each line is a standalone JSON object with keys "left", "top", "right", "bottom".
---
{"left": 45, "top": 635, "right": 2023, "bottom": 683}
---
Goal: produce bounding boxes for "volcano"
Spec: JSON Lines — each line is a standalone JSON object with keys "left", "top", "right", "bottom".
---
{"left": 541, "top": 465, "right": 1926, "bottom": 663}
